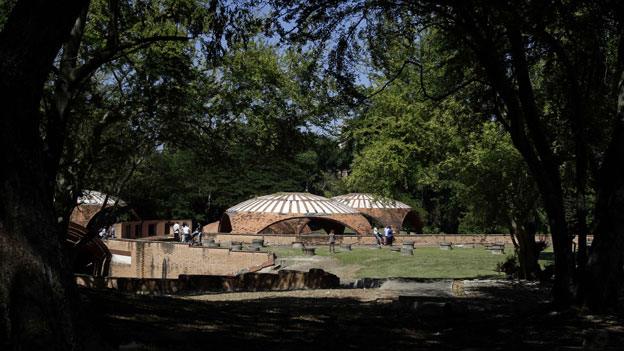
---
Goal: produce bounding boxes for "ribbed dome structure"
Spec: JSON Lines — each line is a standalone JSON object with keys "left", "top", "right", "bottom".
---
{"left": 77, "top": 190, "right": 126, "bottom": 206}
{"left": 227, "top": 192, "right": 358, "bottom": 215}
{"left": 332, "top": 193, "right": 411, "bottom": 209}
{"left": 220, "top": 192, "right": 371, "bottom": 235}
{"left": 332, "top": 193, "right": 422, "bottom": 233}
{"left": 71, "top": 190, "right": 127, "bottom": 227}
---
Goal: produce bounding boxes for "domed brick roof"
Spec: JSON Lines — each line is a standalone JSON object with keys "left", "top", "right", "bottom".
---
{"left": 332, "top": 193, "right": 411, "bottom": 209}
{"left": 226, "top": 192, "right": 359, "bottom": 215}
{"left": 77, "top": 190, "right": 126, "bottom": 206}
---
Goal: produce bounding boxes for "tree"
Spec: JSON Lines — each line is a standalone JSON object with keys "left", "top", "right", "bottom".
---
{"left": 0, "top": 1, "right": 98, "bottom": 349}
{"left": 119, "top": 42, "right": 345, "bottom": 222}
{"left": 455, "top": 122, "right": 544, "bottom": 279}
{"left": 0, "top": 0, "right": 232, "bottom": 347}
{"left": 263, "top": 0, "right": 624, "bottom": 308}
{"left": 342, "top": 80, "right": 465, "bottom": 232}
{"left": 43, "top": 0, "right": 219, "bottom": 237}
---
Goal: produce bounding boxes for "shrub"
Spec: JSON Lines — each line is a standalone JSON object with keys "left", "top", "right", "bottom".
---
{"left": 496, "top": 255, "right": 519, "bottom": 279}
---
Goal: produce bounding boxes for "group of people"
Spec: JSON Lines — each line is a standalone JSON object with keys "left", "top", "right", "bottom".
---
{"left": 172, "top": 222, "right": 202, "bottom": 244}
{"left": 98, "top": 226, "right": 116, "bottom": 240}
{"left": 373, "top": 225, "right": 394, "bottom": 246}
{"left": 327, "top": 225, "right": 395, "bottom": 252}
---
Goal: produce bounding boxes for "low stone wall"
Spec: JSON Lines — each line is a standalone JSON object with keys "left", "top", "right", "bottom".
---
{"left": 76, "top": 269, "right": 339, "bottom": 295}
{"left": 105, "top": 239, "right": 274, "bottom": 279}
{"left": 214, "top": 233, "right": 553, "bottom": 247}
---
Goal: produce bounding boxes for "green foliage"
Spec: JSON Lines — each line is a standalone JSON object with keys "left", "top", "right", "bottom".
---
{"left": 119, "top": 43, "right": 348, "bottom": 223}
{"left": 454, "top": 122, "right": 543, "bottom": 233}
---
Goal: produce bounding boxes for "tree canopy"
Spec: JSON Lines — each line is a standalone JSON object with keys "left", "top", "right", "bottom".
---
{"left": 2, "top": 1, "right": 624, "bottom": 348}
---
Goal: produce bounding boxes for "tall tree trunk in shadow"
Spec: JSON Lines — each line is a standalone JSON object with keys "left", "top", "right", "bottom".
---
{"left": 581, "top": 69, "right": 624, "bottom": 311}
{"left": 515, "top": 223, "right": 541, "bottom": 280}
{"left": 0, "top": 1, "right": 98, "bottom": 349}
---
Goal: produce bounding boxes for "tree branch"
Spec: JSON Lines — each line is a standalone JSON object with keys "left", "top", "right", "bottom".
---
{"left": 70, "top": 34, "right": 193, "bottom": 89}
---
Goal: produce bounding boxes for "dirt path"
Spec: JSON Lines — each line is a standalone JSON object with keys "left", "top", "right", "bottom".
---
{"left": 274, "top": 255, "right": 363, "bottom": 282}
{"left": 184, "top": 288, "right": 395, "bottom": 302}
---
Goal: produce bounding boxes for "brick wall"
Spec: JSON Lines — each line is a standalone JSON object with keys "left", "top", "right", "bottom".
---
{"left": 70, "top": 204, "right": 102, "bottom": 227}
{"left": 226, "top": 212, "right": 372, "bottom": 235}
{"left": 215, "top": 233, "right": 554, "bottom": 247}
{"left": 113, "top": 219, "right": 192, "bottom": 239}
{"left": 359, "top": 207, "right": 409, "bottom": 231}
{"left": 76, "top": 269, "right": 339, "bottom": 295}
{"left": 105, "top": 239, "right": 274, "bottom": 278}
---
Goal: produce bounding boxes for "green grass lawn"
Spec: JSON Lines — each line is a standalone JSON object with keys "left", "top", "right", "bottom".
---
{"left": 267, "top": 246, "right": 556, "bottom": 279}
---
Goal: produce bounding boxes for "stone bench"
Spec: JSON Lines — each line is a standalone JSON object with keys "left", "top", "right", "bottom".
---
{"left": 230, "top": 242, "right": 243, "bottom": 251}
{"left": 402, "top": 241, "right": 415, "bottom": 250}
{"left": 251, "top": 238, "right": 264, "bottom": 249}
{"left": 488, "top": 244, "right": 505, "bottom": 254}
{"left": 204, "top": 239, "right": 220, "bottom": 248}
{"left": 439, "top": 242, "right": 453, "bottom": 250}
{"left": 302, "top": 247, "right": 316, "bottom": 256}
{"left": 292, "top": 241, "right": 304, "bottom": 249}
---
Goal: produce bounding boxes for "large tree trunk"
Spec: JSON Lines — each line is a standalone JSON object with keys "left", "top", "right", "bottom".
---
{"left": 455, "top": 7, "right": 575, "bottom": 305}
{"left": 580, "top": 70, "right": 624, "bottom": 311}
{"left": 0, "top": 1, "right": 95, "bottom": 349}
{"left": 515, "top": 223, "right": 541, "bottom": 280}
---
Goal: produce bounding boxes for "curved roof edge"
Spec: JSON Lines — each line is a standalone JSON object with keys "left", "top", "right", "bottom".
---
{"left": 77, "top": 190, "right": 127, "bottom": 207}
{"left": 226, "top": 192, "right": 359, "bottom": 215}
{"left": 332, "top": 193, "right": 411, "bottom": 209}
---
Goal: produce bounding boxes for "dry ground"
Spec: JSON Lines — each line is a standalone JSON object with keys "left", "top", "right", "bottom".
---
{"left": 85, "top": 279, "right": 624, "bottom": 351}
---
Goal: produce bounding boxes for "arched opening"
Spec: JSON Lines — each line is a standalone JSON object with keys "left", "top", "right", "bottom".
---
{"left": 360, "top": 213, "right": 385, "bottom": 229}
{"left": 66, "top": 223, "right": 111, "bottom": 277}
{"left": 259, "top": 216, "right": 359, "bottom": 235}
{"left": 218, "top": 213, "right": 232, "bottom": 233}
{"left": 401, "top": 211, "right": 423, "bottom": 234}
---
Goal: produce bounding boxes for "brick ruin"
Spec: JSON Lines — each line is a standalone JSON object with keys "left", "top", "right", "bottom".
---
{"left": 67, "top": 190, "right": 271, "bottom": 279}
{"left": 106, "top": 239, "right": 274, "bottom": 278}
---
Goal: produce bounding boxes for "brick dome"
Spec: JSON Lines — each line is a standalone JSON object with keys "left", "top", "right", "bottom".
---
{"left": 220, "top": 192, "right": 371, "bottom": 235}
{"left": 70, "top": 190, "right": 127, "bottom": 227}
{"left": 227, "top": 192, "right": 359, "bottom": 215}
{"left": 332, "top": 193, "right": 422, "bottom": 234}
{"left": 332, "top": 193, "right": 411, "bottom": 209}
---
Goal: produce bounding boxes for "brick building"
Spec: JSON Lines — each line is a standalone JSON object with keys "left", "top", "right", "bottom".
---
{"left": 219, "top": 192, "right": 372, "bottom": 235}
{"left": 69, "top": 190, "right": 127, "bottom": 227}
{"left": 332, "top": 193, "right": 423, "bottom": 234}
{"left": 113, "top": 219, "right": 192, "bottom": 239}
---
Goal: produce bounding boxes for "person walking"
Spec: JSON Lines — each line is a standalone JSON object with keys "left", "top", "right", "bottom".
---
{"left": 383, "top": 225, "right": 389, "bottom": 245}
{"left": 386, "top": 225, "right": 394, "bottom": 246}
{"left": 191, "top": 224, "right": 202, "bottom": 245}
{"left": 172, "top": 222, "right": 180, "bottom": 241}
{"left": 328, "top": 230, "right": 336, "bottom": 253}
{"left": 182, "top": 223, "right": 191, "bottom": 243}
{"left": 373, "top": 226, "right": 383, "bottom": 246}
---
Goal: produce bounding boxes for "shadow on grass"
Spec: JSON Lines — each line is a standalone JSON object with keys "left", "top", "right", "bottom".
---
{"left": 80, "top": 278, "right": 616, "bottom": 351}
